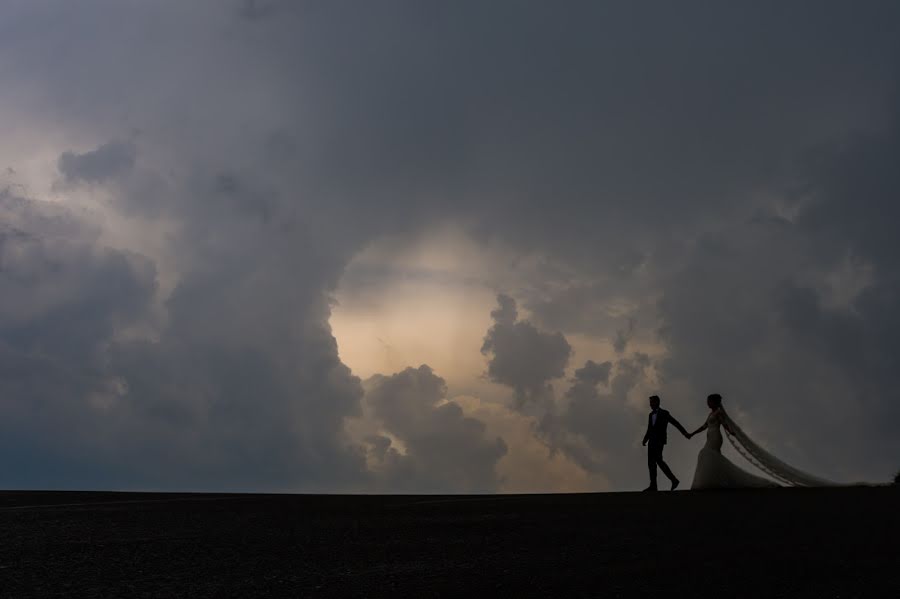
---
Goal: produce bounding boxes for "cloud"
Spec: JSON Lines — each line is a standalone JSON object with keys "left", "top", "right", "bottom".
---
{"left": 58, "top": 140, "right": 136, "bottom": 184}
{"left": 0, "top": 1, "right": 899, "bottom": 491}
{"left": 477, "top": 295, "right": 656, "bottom": 488}
{"left": 481, "top": 294, "right": 572, "bottom": 410}
{"left": 363, "top": 365, "right": 507, "bottom": 492}
{"left": 656, "top": 209, "right": 898, "bottom": 482}
{"left": 613, "top": 319, "right": 636, "bottom": 354}
{"left": 571, "top": 360, "right": 612, "bottom": 388}
{"left": 236, "top": 0, "right": 285, "bottom": 21}
{"left": 0, "top": 189, "right": 157, "bottom": 488}
{"left": 537, "top": 352, "right": 656, "bottom": 488}
{"left": 0, "top": 156, "right": 371, "bottom": 492}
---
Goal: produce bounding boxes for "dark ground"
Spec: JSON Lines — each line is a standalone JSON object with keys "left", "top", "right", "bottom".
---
{"left": 0, "top": 487, "right": 897, "bottom": 598}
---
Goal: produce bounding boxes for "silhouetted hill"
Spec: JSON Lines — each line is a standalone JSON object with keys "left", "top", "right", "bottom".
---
{"left": 0, "top": 487, "right": 896, "bottom": 597}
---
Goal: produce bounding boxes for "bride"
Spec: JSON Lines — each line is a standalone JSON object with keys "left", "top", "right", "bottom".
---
{"left": 688, "top": 393, "right": 837, "bottom": 489}
{"left": 688, "top": 394, "right": 776, "bottom": 489}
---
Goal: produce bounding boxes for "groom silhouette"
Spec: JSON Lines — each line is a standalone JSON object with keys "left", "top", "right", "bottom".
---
{"left": 642, "top": 395, "right": 690, "bottom": 491}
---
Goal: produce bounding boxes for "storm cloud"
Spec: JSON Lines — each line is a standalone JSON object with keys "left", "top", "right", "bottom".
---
{"left": 481, "top": 294, "right": 572, "bottom": 410}
{"left": 58, "top": 140, "right": 136, "bottom": 184}
{"left": 0, "top": 1, "right": 899, "bottom": 490}
{"left": 363, "top": 365, "right": 507, "bottom": 493}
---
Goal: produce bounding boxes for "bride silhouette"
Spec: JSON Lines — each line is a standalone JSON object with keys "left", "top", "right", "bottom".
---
{"left": 688, "top": 394, "right": 778, "bottom": 489}
{"left": 687, "top": 393, "right": 842, "bottom": 489}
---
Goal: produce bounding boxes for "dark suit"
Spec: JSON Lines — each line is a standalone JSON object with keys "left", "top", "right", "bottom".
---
{"left": 643, "top": 408, "right": 689, "bottom": 488}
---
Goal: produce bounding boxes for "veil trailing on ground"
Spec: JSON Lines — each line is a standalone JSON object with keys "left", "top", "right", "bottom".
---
{"left": 721, "top": 411, "right": 839, "bottom": 487}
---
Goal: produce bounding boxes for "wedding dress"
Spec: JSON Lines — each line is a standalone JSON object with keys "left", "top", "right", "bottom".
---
{"left": 691, "top": 408, "right": 779, "bottom": 489}
{"left": 692, "top": 408, "right": 859, "bottom": 489}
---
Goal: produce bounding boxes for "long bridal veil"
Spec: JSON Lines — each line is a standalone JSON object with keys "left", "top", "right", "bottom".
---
{"left": 721, "top": 411, "right": 839, "bottom": 487}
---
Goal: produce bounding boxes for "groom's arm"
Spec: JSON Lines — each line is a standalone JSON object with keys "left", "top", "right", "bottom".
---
{"left": 642, "top": 416, "right": 650, "bottom": 446}
{"left": 669, "top": 415, "right": 691, "bottom": 439}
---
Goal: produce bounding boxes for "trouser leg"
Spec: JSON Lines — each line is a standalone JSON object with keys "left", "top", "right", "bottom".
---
{"left": 647, "top": 444, "right": 659, "bottom": 488}
{"left": 656, "top": 452, "right": 677, "bottom": 483}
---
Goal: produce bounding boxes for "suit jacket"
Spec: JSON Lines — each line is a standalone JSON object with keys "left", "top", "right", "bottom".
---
{"left": 643, "top": 408, "right": 688, "bottom": 446}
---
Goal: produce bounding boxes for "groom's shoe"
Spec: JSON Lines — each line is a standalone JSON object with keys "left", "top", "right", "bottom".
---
{"left": 642, "top": 485, "right": 658, "bottom": 492}
{"left": 671, "top": 479, "right": 680, "bottom": 491}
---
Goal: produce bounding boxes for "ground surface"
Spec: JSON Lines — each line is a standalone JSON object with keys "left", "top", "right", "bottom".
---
{"left": 0, "top": 487, "right": 897, "bottom": 597}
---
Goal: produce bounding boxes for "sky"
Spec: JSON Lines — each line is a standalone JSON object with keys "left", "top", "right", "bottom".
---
{"left": 1, "top": 0, "right": 899, "bottom": 492}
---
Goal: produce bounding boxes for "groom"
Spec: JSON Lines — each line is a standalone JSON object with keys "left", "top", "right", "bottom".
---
{"left": 642, "top": 395, "right": 690, "bottom": 491}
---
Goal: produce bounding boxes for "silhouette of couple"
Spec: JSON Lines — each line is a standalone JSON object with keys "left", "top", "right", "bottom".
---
{"left": 642, "top": 394, "right": 778, "bottom": 491}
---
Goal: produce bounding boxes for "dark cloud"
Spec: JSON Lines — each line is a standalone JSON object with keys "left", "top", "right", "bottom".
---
{"left": 525, "top": 284, "right": 629, "bottom": 338}
{"left": 481, "top": 294, "right": 572, "bottom": 410}
{"left": 0, "top": 187, "right": 372, "bottom": 491}
{"left": 656, "top": 201, "right": 900, "bottom": 482}
{"left": 572, "top": 360, "right": 612, "bottom": 388}
{"left": 58, "top": 140, "right": 136, "bottom": 184}
{"left": 0, "top": 1, "right": 899, "bottom": 490}
{"left": 0, "top": 190, "right": 156, "bottom": 488}
{"left": 0, "top": 190, "right": 154, "bottom": 356}
{"left": 490, "top": 293, "right": 518, "bottom": 326}
{"left": 364, "top": 365, "right": 507, "bottom": 492}
{"left": 236, "top": 0, "right": 282, "bottom": 21}
{"left": 477, "top": 294, "right": 655, "bottom": 488}
{"left": 613, "top": 318, "right": 636, "bottom": 354}
{"left": 543, "top": 352, "right": 656, "bottom": 488}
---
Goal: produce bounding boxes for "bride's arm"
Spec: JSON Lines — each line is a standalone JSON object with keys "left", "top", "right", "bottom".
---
{"left": 689, "top": 422, "right": 707, "bottom": 438}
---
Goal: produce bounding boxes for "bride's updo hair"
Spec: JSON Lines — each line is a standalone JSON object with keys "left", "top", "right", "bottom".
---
{"left": 707, "top": 393, "right": 723, "bottom": 408}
